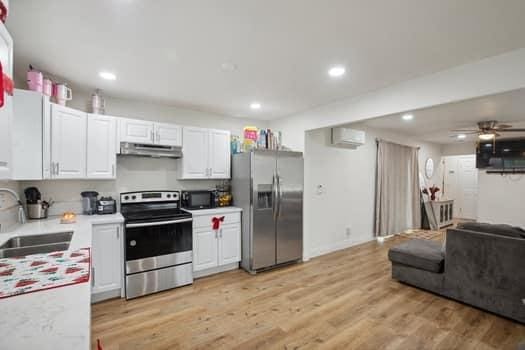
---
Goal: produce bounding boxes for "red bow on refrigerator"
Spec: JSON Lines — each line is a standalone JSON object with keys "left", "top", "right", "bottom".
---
{"left": 211, "top": 216, "right": 225, "bottom": 230}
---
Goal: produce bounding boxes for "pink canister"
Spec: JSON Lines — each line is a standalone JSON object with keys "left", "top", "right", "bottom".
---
{"left": 27, "top": 68, "right": 43, "bottom": 93}
{"left": 42, "top": 78, "right": 53, "bottom": 96}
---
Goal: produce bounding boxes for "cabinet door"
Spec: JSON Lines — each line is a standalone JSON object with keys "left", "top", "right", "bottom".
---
{"left": 0, "top": 23, "right": 13, "bottom": 180}
{"left": 208, "top": 129, "right": 231, "bottom": 179}
{"left": 87, "top": 115, "right": 116, "bottom": 179}
{"left": 218, "top": 223, "right": 241, "bottom": 266}
{"left": 92, "top": 224, "right": 122, "bottom": 295}
{"left": 155, "top": 122, "right": 182, "bottom": 146}
{"left": 119, "top": 118, "right": 154, "bottom": 144}
{"left": 180, "top": 127, "right": 209, "bottom": 179}
{"left": 193, "top": 228, "right": 218, "bottom": 271}
{"left": 50, "top": 104, "right": 87, "bottom": 179}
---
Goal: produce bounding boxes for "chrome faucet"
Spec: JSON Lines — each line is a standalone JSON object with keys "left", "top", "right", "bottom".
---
{"left": 0, "top": 188, "right": 27, "bottom": 224}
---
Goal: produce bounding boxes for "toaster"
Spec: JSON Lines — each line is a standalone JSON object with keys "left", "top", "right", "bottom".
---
{"left": 97, "top": 197, "right": 117, "bottom": 215}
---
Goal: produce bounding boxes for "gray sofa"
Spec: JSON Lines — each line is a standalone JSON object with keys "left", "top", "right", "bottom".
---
{"left": 388, "top": 223, "right": 525, "bottom": 323}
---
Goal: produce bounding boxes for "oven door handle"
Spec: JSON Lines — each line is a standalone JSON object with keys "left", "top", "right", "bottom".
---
{"left": 126, "top": 218, "right": 193, "bottom": 228}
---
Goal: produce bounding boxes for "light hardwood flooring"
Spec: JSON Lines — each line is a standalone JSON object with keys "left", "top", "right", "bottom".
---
{"left": 92, "top": 235, "right": 525, "bottom": 350}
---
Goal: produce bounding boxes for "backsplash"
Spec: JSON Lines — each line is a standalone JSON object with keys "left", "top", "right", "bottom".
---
{"left": 19, "top": 156, "right": 225, "bottom": 216}
{"left": 0, "top": 180, "right": 21, "bottom": 232}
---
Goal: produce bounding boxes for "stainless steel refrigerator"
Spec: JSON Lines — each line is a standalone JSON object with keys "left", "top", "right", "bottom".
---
{"left": 232, "top": 149, "right": 303, "bottom": 273}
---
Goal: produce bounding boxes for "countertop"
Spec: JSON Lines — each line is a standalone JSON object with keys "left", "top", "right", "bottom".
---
{"left": 0, "top": 213, "right": 124, "bottom": 350}
{"left": 183, "top": 206, "right": 242, "bottom": 216}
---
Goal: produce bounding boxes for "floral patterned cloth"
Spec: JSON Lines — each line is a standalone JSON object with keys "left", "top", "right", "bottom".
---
{"left": 0, "top": 248, "right": 90, "bottom": 298}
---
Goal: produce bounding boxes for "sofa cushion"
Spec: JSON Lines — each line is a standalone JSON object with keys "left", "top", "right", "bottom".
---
{"left": 456, "top": 222, "right": 525, "bottom": 239}
{"left": 388, "top": 239, "right": 444, "bottom": 273}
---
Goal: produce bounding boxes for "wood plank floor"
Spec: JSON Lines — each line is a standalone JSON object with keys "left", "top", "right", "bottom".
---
{"left": 92, "top": 235, "right": 525, "bottom": 350}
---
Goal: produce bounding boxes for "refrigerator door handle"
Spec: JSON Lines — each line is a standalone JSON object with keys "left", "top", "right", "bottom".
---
{"left": 277, "top": 174, "right": 282, "bottom": 218}
{"left": 272, "top": 173, "right": 278, "bottom": 220}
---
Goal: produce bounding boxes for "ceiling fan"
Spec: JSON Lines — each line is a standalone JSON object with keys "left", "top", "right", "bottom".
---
{"left": 451, "top": 120, "right": 525, "bottom": 140}
{"left": 451, "top": 120, "right": 525, "bottom": 153}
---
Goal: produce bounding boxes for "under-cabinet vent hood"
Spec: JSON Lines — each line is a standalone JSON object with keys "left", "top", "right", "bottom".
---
{"left": 120, "top": 142, "right": 182, "bottom": 158}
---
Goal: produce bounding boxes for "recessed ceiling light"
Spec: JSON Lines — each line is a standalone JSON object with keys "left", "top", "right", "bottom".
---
{"left": 457, "top": 134, "right": 467, "bottom": 140}
{"left": 328, "top": 66, "right": 346, "bottom": 77}
{"left": 221, "top": 62, "right": 237, "bottom": 72}
{"left": 250, "top": 102, "right": 261, "bottom": 110}
{"left": 479, "top": 133, "right": 495, "bottom": 140}
{"left": 402, "top": 114, "right": 414, "bottom": 121}
{"left": 99, "top": 71, "right": 116, "bottom": 80}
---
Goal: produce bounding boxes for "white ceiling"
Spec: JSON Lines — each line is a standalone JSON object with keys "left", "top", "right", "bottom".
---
{"left": 351, "top": 88, "right": 525, "bottom": 144}
{"left": 7, "top": 0, "right": 525, "bottom": 120}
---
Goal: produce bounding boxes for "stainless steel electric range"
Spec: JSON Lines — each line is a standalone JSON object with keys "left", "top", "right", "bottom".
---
{"left": 120, "top": 191, "right": 193, "bottom": 299}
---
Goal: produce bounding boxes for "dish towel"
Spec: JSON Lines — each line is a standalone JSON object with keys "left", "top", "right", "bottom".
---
{"left": 0, "top": 248, "right": 90, "bottom": 298}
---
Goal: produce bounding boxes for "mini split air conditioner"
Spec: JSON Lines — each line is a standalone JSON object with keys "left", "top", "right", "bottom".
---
{"left": 331, "top": 127, "right": 366, "bottom": 148}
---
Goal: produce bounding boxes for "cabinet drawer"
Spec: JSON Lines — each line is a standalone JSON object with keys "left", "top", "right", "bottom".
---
{"left": 193, "top": 212, "right": 241, "bottom": 229}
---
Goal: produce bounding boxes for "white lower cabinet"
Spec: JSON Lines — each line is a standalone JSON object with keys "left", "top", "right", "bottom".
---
{"left": 91, "top": 223, "right": 123, "bottom": 302}
{"left": 192, "top": 210, "right": 241, "bottom": 277}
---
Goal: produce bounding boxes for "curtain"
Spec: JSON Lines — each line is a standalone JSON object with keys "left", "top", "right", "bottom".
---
{"left": 375, "top": 140, "right": 421, "bottom": 237}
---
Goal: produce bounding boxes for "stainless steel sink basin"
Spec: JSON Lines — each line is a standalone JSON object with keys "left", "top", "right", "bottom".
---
{"left": 0, "top": 232, "right": 73, "bottom": 249}
{"left": 0, "top": 232, "right": 73, "bottom": 258}
{"left": 0, "top": 243, "right": 71, "bottom": 258}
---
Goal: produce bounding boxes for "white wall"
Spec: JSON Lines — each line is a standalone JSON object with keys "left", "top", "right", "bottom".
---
{"left": 271, "top": 48, "right": 525, "bottom": 152}
{"left": 304, "top": 126, "right": 442, "bottom": 259}
{"left": 441, "top": 142, "right": 476, "bottom": 156}
{"left": 17, "top": 90, "right": 267, "bottom": 215}
{"left": 477, "top": 172, "right": 525, "bottom": 227}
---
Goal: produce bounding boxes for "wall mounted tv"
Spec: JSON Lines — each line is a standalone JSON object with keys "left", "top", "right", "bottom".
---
{"left": 477, "top": 138, "right": 525, "bottom": 170}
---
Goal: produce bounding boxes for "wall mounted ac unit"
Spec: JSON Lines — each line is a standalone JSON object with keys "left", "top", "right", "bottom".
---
{"left": 331, "top": 127, "right": 366, "bottom": 148}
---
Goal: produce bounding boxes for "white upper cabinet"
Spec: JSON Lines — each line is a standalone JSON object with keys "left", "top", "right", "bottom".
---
{"left": 155, "top": 122, "right": 182, "bottom": 146}
{"left": 50, "top": 104, "right": 87, "bottom": 179}
{"left": 87, "top": 114, "right": 116, "bottom": 179}
{"left": 180, "top": 127, "right": 210, "bottom": 179}
{"left": 0, "top": 22, "right": 13, "bottom": 180}
{"left": 178, "top": 127, "right": 231, "bottom": 179}
{"left": 209, "top": 129, "right": 231, "bottom": 179}
{"left": 119, "top": 118, "right": 154, "bottom": 144}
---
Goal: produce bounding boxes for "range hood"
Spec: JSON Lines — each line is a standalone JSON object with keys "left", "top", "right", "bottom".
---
{"left": 120, "top": 142, "right": 182, "bottom": 158}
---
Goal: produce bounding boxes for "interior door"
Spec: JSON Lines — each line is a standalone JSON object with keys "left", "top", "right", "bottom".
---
{"left": 50, "top": 104, "right": 87, "bottom": 179}
{"left": 181, "top": 127, "right": 209, "bottom": 179}
{"left": 458, "top": 155, "right": 478, "bottom": 219}
{"left": 155, "top": 122, "right": 182, "bottom": 146}
{"left": 251, "top": 150, "right": 277, "bottom": 270}
{"left": 276, "top": 151, "right": 303, "bottom": 264}
{"left": 208, "top": 129, "right": 231, "bottom": 179}
{"left": 87, "top": 114, "right": 116, "bottom": 179}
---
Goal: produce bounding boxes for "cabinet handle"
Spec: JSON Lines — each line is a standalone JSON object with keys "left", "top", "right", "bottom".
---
{"left": 156, "top": 131, "right": 160, "bottom": 142}
{"left": 112, "top": 164, "right": 115, "bottom": 177}
{"left": 215, "top": 229, "right": 218, "bottom": 239}
{"left": 116, "top": 226, "right": 119, "bottom": 239}
{"left": 151, "top": 130, "right": 155, "bottom": 143}
{"left": 220, "top": 228, "right": 223, "bottom": 238}
{"left": 50, "top": 162, "right": 55, "bottom": 175}
{"left": 91, "top": 267, "right": 95, "bottom": 287}
{"left": 56, "top": 162, "right": 59, "bottom": 175}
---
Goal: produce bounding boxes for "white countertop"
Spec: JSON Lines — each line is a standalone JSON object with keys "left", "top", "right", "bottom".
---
{"left": 183, "top": 206, "right": 242, "bottom": 216}
{"left": 0, "top": 213, "right": 123, "bottom": 350}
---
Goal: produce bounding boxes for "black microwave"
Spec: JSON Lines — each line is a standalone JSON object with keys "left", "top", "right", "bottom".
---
{"left": 181, "top": 190, "right": 216, "bottom": 209}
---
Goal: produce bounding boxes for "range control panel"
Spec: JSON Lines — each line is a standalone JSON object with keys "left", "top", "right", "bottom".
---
{"left": 120, "top": 191, "right": 180, "bottom": 204}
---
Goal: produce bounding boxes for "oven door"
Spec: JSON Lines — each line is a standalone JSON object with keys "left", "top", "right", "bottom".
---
{"left": 125, "top": 217, "right": 192, "bottom": 274}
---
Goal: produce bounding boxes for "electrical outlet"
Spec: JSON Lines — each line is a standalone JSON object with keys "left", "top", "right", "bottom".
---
{"left": 345, "top": 227, "right": 351, "bottom": 236}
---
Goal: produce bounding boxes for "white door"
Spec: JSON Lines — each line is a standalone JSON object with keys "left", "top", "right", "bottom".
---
{"left": 119, "top": 118, "right": 154, "bottom": 144}
{"left": 91, "top": 224, "right": 122, "bottom": 295}
{"left": 218, "top": 223, "right": 241, "bottom": 266}
{"left": 193, "top": 228, "right": 218, "bottom": 271}
{"left": 0, "top": 23, "right": 13, "bottom": 179}
{"left": 155, "top": 122, "right": 182, "bottom": 146}
{"left": 50, "top": 104, "right": 87, "bottom": 179}
{"left": 208, "top": 129, "right": 231, "bottom": 179}
{"left": 87, "top": 115, "right": 116, "bottom": 179}
{"left": 180, "top": 127, "right": 209, "bottom": 179}
{"left": 458, "top": 155, "right": 478, "bottom": 219}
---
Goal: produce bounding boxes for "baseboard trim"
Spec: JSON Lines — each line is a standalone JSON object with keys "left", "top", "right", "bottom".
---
{"left": 193, "top": 262, "right": 239, "bottom": 279}
{"left": 91, "top": 288, "right": 121, "bottom": 303}
{"left": 308, "top": 238, "right": 375, "bottom": 259}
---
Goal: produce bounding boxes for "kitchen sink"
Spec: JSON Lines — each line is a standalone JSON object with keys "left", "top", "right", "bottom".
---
{"left": 0, "top": 232, "right": 73, "bottom": 249}
{"left": 0, "top": 232, "right": 73, "bottom": 258}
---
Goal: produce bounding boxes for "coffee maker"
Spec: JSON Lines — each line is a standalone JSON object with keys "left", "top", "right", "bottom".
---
{"left": 81, "top": 191, "right": 99, "bottom": 215}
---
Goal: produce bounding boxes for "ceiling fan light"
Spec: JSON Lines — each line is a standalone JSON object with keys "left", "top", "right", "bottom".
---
{"left": 479, "top": 133, "right": 495, "bottom": 141}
